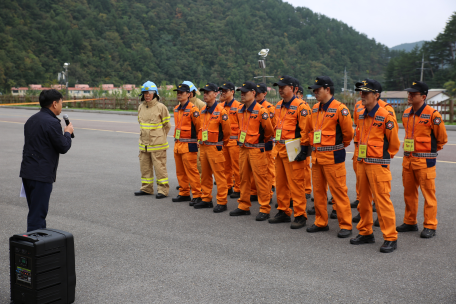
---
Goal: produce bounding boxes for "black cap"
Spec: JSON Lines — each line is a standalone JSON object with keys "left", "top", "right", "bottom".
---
{"left": 173, "top": 83, "right": 191, "bottom": 92}
{"left": 219, "top": 82, "right": 235, "bottom": 91}
{"left": 405, "top": 81, "right": 429, "bottom": 96}
{"left": 273, "top": 75, "right": 298, "bottom": 87}
{"left": 308, "top": 76, "right": 334, "bottom": 90}
{"left": 236, "top": 81, "right": 257, "bottom": 92}
{"left": 200, "top": 83, "right": 219, "bottom": 92}
{"left": 297, "top": 86, "right": 304, "bottom": 94}
{"left": 255, "top": 83, "right": 268, "bottom": 93}
{"left": 355, "top": 79, "right": 381, "bottom": 93}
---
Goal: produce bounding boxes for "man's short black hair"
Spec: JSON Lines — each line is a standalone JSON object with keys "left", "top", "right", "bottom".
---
{"left": 39, "top": 89, "right": 63, "bottom": 108}
{"left": 191, "top": 91, "right": 196, "bottom": 97}
{"left": 329, "top": 86, "right": 334, "bottom": 96}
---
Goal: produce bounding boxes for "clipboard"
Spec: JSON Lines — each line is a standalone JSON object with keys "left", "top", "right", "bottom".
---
{"left": 285, "top": 138, "right": 301, "bottom": 162}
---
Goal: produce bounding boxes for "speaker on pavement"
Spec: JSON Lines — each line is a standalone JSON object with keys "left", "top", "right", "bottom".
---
{"left": 10, "top": 228, "right": 76, "bottom": 304}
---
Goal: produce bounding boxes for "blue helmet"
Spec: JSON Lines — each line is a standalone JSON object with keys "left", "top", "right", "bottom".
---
{"left": 141, "top": 81, "right": 159, "bottom": 95}
{"left": 182, "top": 81, "right": 197, "bottom": 92}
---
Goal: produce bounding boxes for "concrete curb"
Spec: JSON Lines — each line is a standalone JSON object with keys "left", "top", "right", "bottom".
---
{"left": 3, "top": 106, "right": 456, "bottom": 130}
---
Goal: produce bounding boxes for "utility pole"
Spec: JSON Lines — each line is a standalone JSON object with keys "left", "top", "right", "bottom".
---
{"left": 416, "top": 54, "right": 428, "bottom": 82}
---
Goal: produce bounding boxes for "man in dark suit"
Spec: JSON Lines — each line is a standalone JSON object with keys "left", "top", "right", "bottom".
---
{"left": 20, "top": 89, "right": 74, "bottom": 231}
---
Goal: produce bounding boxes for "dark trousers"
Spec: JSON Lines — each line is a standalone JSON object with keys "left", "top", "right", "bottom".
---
{"left": 22, "top": 178, "right": 53, "bottom": 232}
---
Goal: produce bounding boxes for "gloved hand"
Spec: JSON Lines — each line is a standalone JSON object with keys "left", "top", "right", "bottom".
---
{"left": 294, "top": 146, "right": 307, "bottom": 162}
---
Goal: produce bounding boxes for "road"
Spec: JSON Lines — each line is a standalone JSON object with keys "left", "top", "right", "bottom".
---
{"left": 1, "top": 108, "right": 456, "bottom": 303}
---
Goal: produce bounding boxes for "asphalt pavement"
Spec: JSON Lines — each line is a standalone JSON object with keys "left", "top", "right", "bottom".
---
{"left": 1, "top": 108, "right": 456, "bottom": 303}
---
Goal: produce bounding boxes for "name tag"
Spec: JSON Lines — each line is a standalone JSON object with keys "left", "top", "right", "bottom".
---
{"left": 275, "top": 129, "right": 282, "bottom": 141}
{"left": 313, "top": 130, "right": 321, "bottom": 144}
{"left": 202, "top": 130, "right": 208, "bottom": 141}
{"left": 239, "top": 131, "right": 246, "bottom": 143}
{"left": 404, "top": 139, "right": 414, "bottom": 152}
{"left": 175, "top": 130, "right": 181, "bottom": 139}
{"left": 358, "top": 144, "right": 367, "bottom": 158}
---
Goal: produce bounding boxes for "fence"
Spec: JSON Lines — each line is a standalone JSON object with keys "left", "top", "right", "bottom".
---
{"left": 0, "top": 95, "right": 453, "bottom": 123}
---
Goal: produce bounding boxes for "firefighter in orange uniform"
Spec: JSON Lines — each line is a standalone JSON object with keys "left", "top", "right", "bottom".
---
{"left": 397, "top": 81, "right": 448, "bottom": 238}
{"left": 305, "top": 76, "right": 353, "bottom": 238}
{"left": 268, "top": 76, "right": 309, "bottom": 229}
{"left": 296, "top": 85, "right": 313, "bottom": 200}
{"left": 171, "top": 83, "right": 202, "bottom": 206}
{"left": 249, "top": 83, "right": 276, "bottom": 202}
{"left": 352, "top": 80, "right": 397, "bottom": 225}
{"left": 194, "top": 83, "right": 231, "bottom": 213}
{"left": 229, "top": 81, "right": 274, "bottom": 220}
{"left": 219, "top": 82, "right": 242, "bottom": 199}
{"left": 349, "top": 80, "right": 400, "bottom": 252}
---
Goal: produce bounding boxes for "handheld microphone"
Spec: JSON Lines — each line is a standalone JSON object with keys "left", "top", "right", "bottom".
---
{"left": 62, "top": 114, "right": 75, "bottom": 138}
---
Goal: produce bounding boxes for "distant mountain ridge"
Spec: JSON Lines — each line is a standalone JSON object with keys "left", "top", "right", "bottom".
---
{"left": 390, "top": 41, "right": 426, "bottom": 52}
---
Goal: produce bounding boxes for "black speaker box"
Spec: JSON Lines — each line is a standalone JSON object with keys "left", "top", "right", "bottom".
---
{"left": 10, "top": 228, "right": 76, "bottom": 304}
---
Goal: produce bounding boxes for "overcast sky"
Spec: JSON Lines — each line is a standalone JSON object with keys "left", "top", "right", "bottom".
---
{"left": 285, "top": 0, "right": 456, "bottom": 48}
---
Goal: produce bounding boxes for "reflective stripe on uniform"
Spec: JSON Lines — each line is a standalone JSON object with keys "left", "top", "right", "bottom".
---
{"left": 199, "top": 141, "right": 224, "bottom": 146}
{"left": 141, "top": 177, "right": 154, "bottom": 184}
{"left": 404, "top": 152, "right": 438, "bottom": 158}
{"left": 357, "top": 157, "right": 391, "bottom": 164}
{"left": 162, "top": 116, "right": 171, "bottom": 123}
{"left": 312, "top": 144, "right": 344, "bottom": 152}
{"left": 230, "top": 136, "right": 238, "bottom": 140}
{"left": 175, "top": 138, "right": 198, "bottom": 143}
{"left": 157, "top": 178, "right": 169, "bottom": 184}
{"left": 237, "top": 142, "right": 265, "bottom": 148}
{"left": 139, "top": 142, "right": 169, "bottom": 151}
{"left": 140, "top": 122, "right": 163, "bottom": 130}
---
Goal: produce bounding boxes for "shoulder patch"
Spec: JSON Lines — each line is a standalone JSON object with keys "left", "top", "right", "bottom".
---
{"left": 222, "top": 114, "right": 228, "bottom": 121}
{"left": 312, "top": 108, "right": 318, "bottom": 113}
{"left": 385, "top": 121, "right": 394, "bottom": 130}
{"left": 327, "top": 108, "right": 337, "bottom": 113}
{"left": 341, "top": 108, "right": 349, "bottom": 116}
{"left": 388, "top": 111, "right": 394, "bottom": 116}
{"left": 193, "top": 111, "right": 199, "bottom": 118}
{"left": 262, "top": 112, "right": 268, "bottom": 120}
{"left": 300, "top": 109, "right": 308, "bottom": 117}
{"left": 374, "top": 115, "right": 385, "bottom": 122}
{"left": 269, "top": 112, "right": 274, "bottom": 119}
{"left": 421, "top": 114, "right": 431, "bottom": 119}
{"left": 433, "top": 117, "right": 442, "bottom": 125}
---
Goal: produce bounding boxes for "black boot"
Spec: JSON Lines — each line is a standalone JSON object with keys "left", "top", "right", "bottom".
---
{"left": 330, "top": 209, "right": 337, "bottom": 219}
{"left": 213, "top": 204, "right": 227, "bottom": 213}
{"left": 227, "top": 187, "right": 233, "bottom": 196}
{"left": 374, "top": 218, "right": 380, "bottom": 227}
{"left": 194, "top": 200, "right": 213, "bottom": 209}
{"left": 230, "top": 191, "right": 240, "bottom": 199}
{"left": 352, "top": 213, "right": 361, "bottom": 223}
{"left": 350, "top": 234, "right": 375, "bottom": 245}
{"left": 268, "top": 210, "right": 291, "bottom": 223}
{"left": 134, "top": 190, "right": 152, "bottom": 196}
{"left": 380, "top": 240, "right": 397, "bottom": 253}
{"left": 396, "top": 223, "right": 418, "bottom": 232}
{"left": 250, "top": 195, "right": 258, "bottom": 202}
{"left": 189, "top": 197, "right": 201, "bottom": 207}
{"left": 306, "top": 224, "right": 329, "bottom": 233}
{"left": 420, "top": 228, "right": 436, "bottom": 238}
{"left": 172, "top": 195, "right": 191, "bottom": 202}
{"left": 230, "top": 208, "right": 251, "bottom": 216}
{"left": 350, "top": 199, "right": 359, "bottom": 208}
{"left": 290, "top": 215, "right": 307, "bottom": 229}
{"left": 307, "top": 206, "right": 315, "bottom": 215}
{"left": 256, "top": 212, "right": 270, "bottom": 221}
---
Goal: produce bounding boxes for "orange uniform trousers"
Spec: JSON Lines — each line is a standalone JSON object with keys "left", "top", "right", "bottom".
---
{"left": 402, "top": 165, "right": 438, "bottom": 230}
{"left": 174, "top": 151, "right": 202, "bottom": 198}
{"left": 276, "top": 155, "right": 307, "bottom": 217}
{"left": 357, "top": 162, "right": 397, "bottom": 241}
{"left": 223, "top": 144, "right": 240, "bottom": 192}
{"left": 238, "top": 148, "right": 271, "bottom": 213}
{"left": 250, "top": 149, "right": 275, "bottom": 197}
{"left": 312, "top": 162, "right": 352, "bottom": 230}
{"left": 305, "top": 157, "right": 312, "bottom": 195}
{"left": 352, "top": 144, "right": 360, "bottom": 201}
{"left": 200, "top": 145, "right": 228, "bottom": 205}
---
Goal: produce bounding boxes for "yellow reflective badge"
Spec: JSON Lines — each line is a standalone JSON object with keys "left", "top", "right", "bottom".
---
{"left": 202, "top": 130, "right": 208, "bottom": 141}
{"left": 404, "top": 139, "right": 414, "bottom": 152}
{"left": 313, "top": 130, "right": 321, "bottom": 144}
{"left": 275, "top": 129, "right": 282, "bottom": 141}
{"left": 358, "top": 144, "right": 367, "bottom": 158}
{"left": 239, "top": 131, "right": 246, "bottom": 143}
{"left": 175, "top": 130, "right": 181, "bottom": 140}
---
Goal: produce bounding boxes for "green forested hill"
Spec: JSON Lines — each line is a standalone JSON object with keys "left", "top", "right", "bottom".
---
{"left": 0, "top": 0, "right": 395, "bottom": 93}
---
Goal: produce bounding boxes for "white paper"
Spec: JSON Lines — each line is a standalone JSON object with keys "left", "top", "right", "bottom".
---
{"left": 20, "top": 183, "right": 26, "bottom": 198}
{"left": 285, "top": 138, "right": 301, "bottom": 162}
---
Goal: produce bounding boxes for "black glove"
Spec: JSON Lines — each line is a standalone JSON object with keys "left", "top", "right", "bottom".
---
{"left": 294, "top": 146, "right": 307, "bottom": 162}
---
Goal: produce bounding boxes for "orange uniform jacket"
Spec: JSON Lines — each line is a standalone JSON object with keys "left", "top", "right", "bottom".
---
{"left": 173, "top": 100, "right": 201, "bottom": 153}
{"left": 235, "top": 100, "right": 274, "bottom": 148}
{"left": 258, "top": 99, "right": 276, "bottom": 151}
{"left": 274, "top": 96, "right": 310, "bottom": 158}
{"left": 402, "top": 103, "right": 448, "bottom": 169}
{"left": 306, "top": 97, "right": 353, "bottom": 165}
{"left": 354, "top": 99, "right": 396, "bottom": 144}
{"left": 221, "top": 98, "right": 242, "bottom": 146}
{"left": 356, "top": 103, "right": 400, "bottom": 165}
{"left": 198, "top": 102, "right": 231, "bottom": 147}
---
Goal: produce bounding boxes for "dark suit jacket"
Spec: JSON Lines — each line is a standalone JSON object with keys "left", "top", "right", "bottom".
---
{"left": 20, "top": 108, "right": 72, "bottom": 183}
